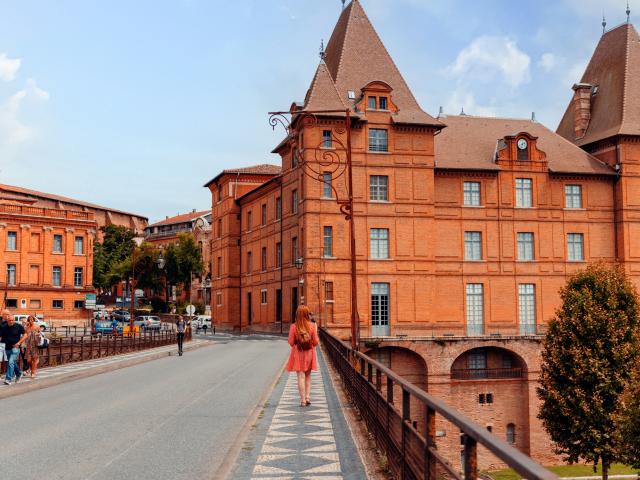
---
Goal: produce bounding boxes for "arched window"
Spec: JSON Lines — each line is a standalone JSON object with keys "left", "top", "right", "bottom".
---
{"left": 506, "top": 423, "right": 516, "bottom": 444}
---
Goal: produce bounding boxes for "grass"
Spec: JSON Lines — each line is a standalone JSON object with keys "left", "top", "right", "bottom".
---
{"left": 486, "top": 463, "right": 639, "bottom": 480}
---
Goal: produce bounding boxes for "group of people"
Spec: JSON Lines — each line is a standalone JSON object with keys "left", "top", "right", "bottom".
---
{"left": 0, "top": 309, "right": 45, "bottom": 385}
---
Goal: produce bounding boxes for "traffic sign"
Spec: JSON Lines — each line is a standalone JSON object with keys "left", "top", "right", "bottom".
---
{"left": 185, "top": 304, "right": 196, "bottom": 315}
{"left": 85, "top": 293, "right": 97, "bottom": 310}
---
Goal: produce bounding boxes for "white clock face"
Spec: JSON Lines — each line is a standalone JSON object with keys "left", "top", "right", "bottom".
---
{"left": 517, "top": 139, "right": 528, "bottom": 150}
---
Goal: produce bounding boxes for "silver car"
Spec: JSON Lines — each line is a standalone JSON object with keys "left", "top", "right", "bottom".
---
{"left": 135, "top": 315, "right": 162, "bottom": 331}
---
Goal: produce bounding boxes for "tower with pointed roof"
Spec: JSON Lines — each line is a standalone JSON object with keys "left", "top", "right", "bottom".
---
{"left": 557, "top": 21, "right": 640, "bottom": 264}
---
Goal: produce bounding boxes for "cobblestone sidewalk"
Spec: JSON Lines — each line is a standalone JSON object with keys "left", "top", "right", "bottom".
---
{"left": 232, "top": 348, "right": 367, "bottom": 480}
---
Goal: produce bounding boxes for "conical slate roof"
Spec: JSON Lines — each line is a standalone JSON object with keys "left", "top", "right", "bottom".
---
{"left": 557, "top": 23, "right": 640, "bottom": 146}
{"left": 303, "top": 0, "right": 442, "bottom": 128}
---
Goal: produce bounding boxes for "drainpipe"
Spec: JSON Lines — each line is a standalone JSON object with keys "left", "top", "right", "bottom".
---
{"left": 280, "top": 176, "right": 284, "bottom": 334}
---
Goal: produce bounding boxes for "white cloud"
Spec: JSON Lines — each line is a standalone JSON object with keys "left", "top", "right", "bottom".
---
{"left": 538, "top": 53, "right": 560, "bottom": 72}
{"left": 445, "top": 36, "right": 531, "bottom": 88}
{"left": 0, "top": 78, "right": 50, "bottom": 145}
{"left": 564, "top": 58, "right": 589, "bottom": 87}
{"left": 0, "top": 53, "right": 21, "bottom": 82}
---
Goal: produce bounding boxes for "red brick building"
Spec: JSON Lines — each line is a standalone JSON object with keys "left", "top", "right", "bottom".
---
{"left": 206, "top": 1, "right": 640, "bottom": 470}
{"left": 0, "top": 185, "right": 147, "bottom": 323}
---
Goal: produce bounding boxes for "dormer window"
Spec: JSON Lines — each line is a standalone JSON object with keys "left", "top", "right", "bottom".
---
{"left": 379, "top": 97, "right": 387, "bottom": 110}
{"left": 516, "top": 138, "right": 529, "bottom": 161}
{"left": 368, "top": 96, "right": 376, "bottom": 109}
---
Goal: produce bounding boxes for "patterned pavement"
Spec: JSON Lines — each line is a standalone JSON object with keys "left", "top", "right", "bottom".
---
{"left": 232, "top": 348, "right": 367, "bottom": 480}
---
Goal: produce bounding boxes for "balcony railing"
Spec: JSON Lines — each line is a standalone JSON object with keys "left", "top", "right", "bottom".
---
{"left": 0, "top": 204, "right": 94, "bottom": 221}
{"left": 320, "top": 328, "right": 557, "bottom": 480}
{"left": 451, "top": 367, "right": 523, "bottom": 380}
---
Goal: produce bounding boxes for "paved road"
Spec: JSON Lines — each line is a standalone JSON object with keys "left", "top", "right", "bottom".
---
{"left": 0, "top": 335, "right": 288, "bottom": 480}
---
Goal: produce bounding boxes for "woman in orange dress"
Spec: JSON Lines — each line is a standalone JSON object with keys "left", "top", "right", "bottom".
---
{"left": 287, "top": 305, "right": 319, "bottom": 407}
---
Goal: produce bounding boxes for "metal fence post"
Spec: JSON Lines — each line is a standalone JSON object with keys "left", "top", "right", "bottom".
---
{"left": 463, "top": 434, "right": 478, "bottom": 480}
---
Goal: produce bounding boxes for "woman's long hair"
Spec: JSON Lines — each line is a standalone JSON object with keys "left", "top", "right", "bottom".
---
{"left": 294, "top": 305, "right": 311, "bottom": 334}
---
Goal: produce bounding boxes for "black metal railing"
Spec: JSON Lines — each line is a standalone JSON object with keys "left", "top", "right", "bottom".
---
{"left": 0, "top": 329, "right": 190, "bottom": 374}
{"left": 451, "top": 367, "right": 523, "bottom": 380}
{"left": 320, "top": 328, "right": 557, "bottom": 480}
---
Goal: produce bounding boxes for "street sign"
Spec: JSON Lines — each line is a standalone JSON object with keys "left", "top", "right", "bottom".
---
{"left": 85, "top": 293, "right": 97, "bottom": 310}
{"left": 185, "top": 304, "right": 196, "bottom": 315}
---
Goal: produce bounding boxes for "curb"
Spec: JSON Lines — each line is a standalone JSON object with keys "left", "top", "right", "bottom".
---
{"left": 212, "top": 357, "right": 288, "bottom": 480}
{"left": 0, "top": 340, "right": 211, "bottom": 401}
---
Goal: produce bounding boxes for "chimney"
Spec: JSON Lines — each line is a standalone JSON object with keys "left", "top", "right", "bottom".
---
{"left": 572, "top": 83, "right": 593, "bottom": 139}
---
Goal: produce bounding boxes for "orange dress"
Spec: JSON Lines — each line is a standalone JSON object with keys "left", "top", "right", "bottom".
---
{"left": 286, "top": 323, "right": 319, "bottom": 372}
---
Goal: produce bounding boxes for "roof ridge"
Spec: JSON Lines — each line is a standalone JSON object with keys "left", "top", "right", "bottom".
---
{"left": 304, "top": 61, "right": 348, "bottom": 110}
{"left": 620, "top": 23, "right": 633, "bottom": 131}
{"left": 332, "top": 1, "right": 354, "bottom": 86}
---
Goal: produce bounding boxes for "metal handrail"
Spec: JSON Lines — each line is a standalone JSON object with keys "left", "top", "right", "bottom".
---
{"left": 320, "top": 328, "right": 557, "bottom": 480}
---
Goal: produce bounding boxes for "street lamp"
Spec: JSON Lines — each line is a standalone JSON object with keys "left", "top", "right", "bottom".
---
{"left": 269, "top": 108, "right": 360, "bottom": 349}
{"left": 129, "top": 237, "right": 144, "bottom": 335}
{"left": 294, "top": 257, "right": 304, "bottom": 270}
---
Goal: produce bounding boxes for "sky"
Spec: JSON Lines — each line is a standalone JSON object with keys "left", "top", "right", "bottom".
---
{"left": 0, "top": 0, "right": 635, "bottom": 223}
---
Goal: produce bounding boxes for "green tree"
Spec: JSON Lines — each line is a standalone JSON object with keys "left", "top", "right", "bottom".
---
{"left": 618, "top": 363, "right": 640, "bottom": 468}
{"left": 175, "top": 233, "right": 204, "bottom": 300}
{"left": 537, "top": 263, "right": 640, "bottom": 480}
{"left": 93, "top": 225, "right": 135, "bottom": 291}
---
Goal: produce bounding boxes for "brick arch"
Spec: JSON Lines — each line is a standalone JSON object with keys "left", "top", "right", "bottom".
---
{"left": 450, "top": 346, "right": 528, "bottom": 378}
{"left": 437, "top": 340, "right": 539, "bottom": 375}
{"left": 366, "top": 346, "right": 429, "bottom": 433}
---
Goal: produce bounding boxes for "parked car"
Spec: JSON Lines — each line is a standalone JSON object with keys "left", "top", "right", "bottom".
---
{"left": 194, "top": 315, "right": 212, "bottom": 330}
{"left": 93, "top": 310, "right": 109, "bottom": 321}
{"left": 13, "top": 314, "right": 48, "bottom": 331}
{"left": 134, "top": 315, "right": 162, "bottom": 331}
{"left": 111, "top": 310, "right": 130, "bottom": 322}
{"left": 95, "top": 321, "right": 122, "bottom": 335}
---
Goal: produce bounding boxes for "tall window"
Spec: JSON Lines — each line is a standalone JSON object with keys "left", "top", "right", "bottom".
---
{"left": 247, "top": 251, "right": 253, "bottom": 273}
{"left": 565, "top": 184, "right": 582, "bottom": 209}
{"left": 370, "top": 228, "right": 389, "bottom": 259}
{"left": 217, "top": 257, "right": 222, "bottom": 277}
{"left": 368, "top": 96, "right": 376, "bottom": 109}
{"left": 275, "top": 197, "right": 282, "bottom": 220}
{"left": 325, "top": 281, "right": 334, "bottom": 301}
{"left": 261, "top": 289, "right": 267, "bottom": 304}
{"left": 370, "top": 175, "right": 388, "bottom": 201}
{"left": 53, "top": 234, "right": 63, "bottom": 253}
{"left": 52, "top": 266, "right": 62, "bottom": 287}
{"left": 464, "top": 232, "right": 482, "bottom": 260}
{"left": 7, "top": 264, "right": 16, "bottom": 286}
{"left": 247, "top": 211, "right": 252, "bottom": 230}
{"left": 323, "top": 226, "right": 333, "bottom": 257}
{"left": 292, "top": 237, "right": 298, "bottom": 264}
{"left": 463, "top": 181, "right": 481, "bottom": 206}
{"left": 217, "top": 186, "right": 222, "bottom": 202}
{"left": 568, "top": 233, "right": 584, "bottom": 261}
{"left": 322, "top": 130, "right": 332, "bottom": 148}
{"left": 276, "top": 242, "right": 282, "bottom": 268}
{"left": 371, "top": 283, "right": 390, "bottom": 331}
{"left": 7, "top": 231, "right": 17, "bottom": 251}
{"left": 217, "top": 219, "right": 222, "bottom": 238}
{"left": 292, "top": 189, "right": 298, "bottom": 214}
{"left": 74, "top": 267, "right": 83, "bottom": 287}
{"left": 379, "top": 96, "right": 387, "bottom": 110}
{"left": 518, "top": 284, "right": 536, "bottom": 335}
{"left": 261, "top": 247, "right": 267, "bottom": 271}
{"left": 515, "top": 178, "right": 533, "bottom": 208}
{"left": 506, "top": 424, "right": 516, "bottom": 445}
{"left": 261, "top": 204, "right": 267, "bottom": 226}
{"left": 322, "top": 172, "right": 332, "bottom": 198}
{"left": 517, "top": 232, "right": 534, "bottom": 261}
{"left": 74, "top": 236, "right": 84, "bottom": 255}
{"left": 466, "top": 284, "right": 484, "bottom": 336}
{"left": 369, "top": 129, "right": 388, "bottom": 152}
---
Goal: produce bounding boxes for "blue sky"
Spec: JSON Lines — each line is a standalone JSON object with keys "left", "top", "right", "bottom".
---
{"left": 0, "top": 0, "right": 635, "bottom": 222}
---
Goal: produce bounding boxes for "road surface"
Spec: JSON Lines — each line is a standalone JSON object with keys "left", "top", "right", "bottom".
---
{"left": 0, "top": 335, "right": 288, "bottom": 480}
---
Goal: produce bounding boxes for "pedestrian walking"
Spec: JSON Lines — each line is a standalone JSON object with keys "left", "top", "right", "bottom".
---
{"left": 176, "top": 315, "right": 186, "bottom": 356}
{"left": 0, "top": 312, "right": 27, "bottom": 385}
{"left": 287, "top": 305, "right": 319, "bottom": 407}
{"left": 0, "top": 309, "right": 9, "bottom": 368}
{"left": 23, "top": 316, "right": 41, "bottom": 379}
{"left": 111, "top": 316, "right": 118, "bottom": 335}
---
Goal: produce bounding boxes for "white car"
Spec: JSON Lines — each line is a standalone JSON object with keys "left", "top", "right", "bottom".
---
{"left": 193, "top": 315, "right": 212, "bottom": 330}
{"left": 13, "top": 314, "right": 48, "bottom": 331}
